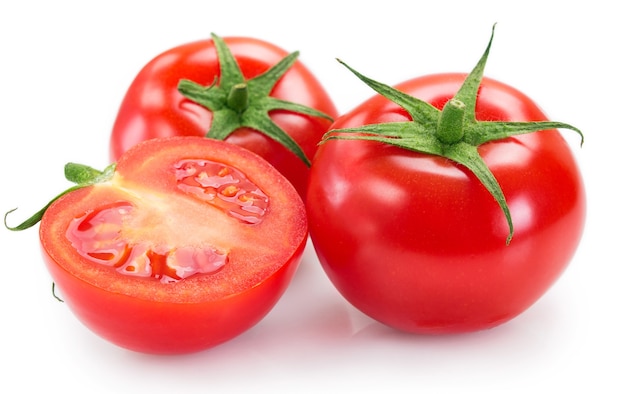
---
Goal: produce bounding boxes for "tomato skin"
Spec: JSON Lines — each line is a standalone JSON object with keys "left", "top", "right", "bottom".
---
{"left": 307, "top": 74, "right": 586, "bottom": 334}
{"left": 109, "top": 37, "right": 338, "bottom": 198}
{"left": 40, "top": 137, "right": 307, "bottom": 354}
{"left": 42, "top": 232, "right": 303, "bottom": 354}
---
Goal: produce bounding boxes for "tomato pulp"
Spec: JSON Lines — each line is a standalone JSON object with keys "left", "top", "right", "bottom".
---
{"left": 40, "top": 137, "right": 308, "bottom": 354}
{"left": 307, "top": 74, "right": 586, "bottom": 334}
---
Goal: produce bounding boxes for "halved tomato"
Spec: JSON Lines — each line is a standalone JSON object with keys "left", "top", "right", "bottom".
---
{"left": 38, "top": 136, "right": 307, "bottom": 354}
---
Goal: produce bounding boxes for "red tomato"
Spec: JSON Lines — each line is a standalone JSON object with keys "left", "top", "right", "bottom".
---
{"left": 109, "top": 35, "right": 338, "bottom": 199}
{"left": 307, "top": 73, "right": 586, "bottom": 334}
{"left": 39, "top": 136, "right": 307, "bottom": 354}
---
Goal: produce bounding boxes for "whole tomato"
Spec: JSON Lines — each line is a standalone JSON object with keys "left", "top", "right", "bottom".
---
{"left": 7, "top": 136, "right": 308, "bottom": 354}
{"left": 109, "top": 33, "right": 338, "bottom": 199}
{"left": 306, "top": 28, "right": 586, "bottom": 334}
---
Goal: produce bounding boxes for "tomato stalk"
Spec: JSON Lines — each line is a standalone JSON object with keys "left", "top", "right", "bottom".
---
{"left": 227, "top": 83, "right": 249, "bottom": 113}
{"left": 177, "top": 33, "right": 334, "bottom": 167}
{"left": 437, "top": 98, "right": 466, "bottom": 144}
{"left": 4, "top": 163, "right": 115, "bottom": 231}
{"left": 322, "top": 25, "right": 584, "bottom": 244}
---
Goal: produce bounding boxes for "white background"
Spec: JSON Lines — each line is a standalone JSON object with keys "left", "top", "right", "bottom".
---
{"left": 1, "top": 1, "right": 623, "bottom": 393}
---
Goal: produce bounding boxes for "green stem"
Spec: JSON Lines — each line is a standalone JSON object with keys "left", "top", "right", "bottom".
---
{"left": 175, "top": 33, "right": 335, "bottom": 166}
{"left": 4, "top": 163, "right": 115, "bottom": 231}
{"left": 324, "top": 25, "right": 583, "bottom": 244}
{"left": 227, "top": 83, "right": 249, "bottom": 113}
{"left": 437, "top": 98, "right": 466, "bottom": 144}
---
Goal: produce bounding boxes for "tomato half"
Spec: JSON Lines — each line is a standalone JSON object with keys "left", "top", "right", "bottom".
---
{"left": 40, "top": 136, "right": 307, "bottom": 354}
{"left": 307, "top": 73, "right": 586, "bottom": 334}
{"left": 109, "top": 35, "right": 338, "bottom": 199}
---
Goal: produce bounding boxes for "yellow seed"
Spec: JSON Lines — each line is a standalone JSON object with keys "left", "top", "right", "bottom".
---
{"left": 221, "top": 185, "right": 239, "bottom": 197}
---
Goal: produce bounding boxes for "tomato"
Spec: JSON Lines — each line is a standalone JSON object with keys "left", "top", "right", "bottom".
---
{"left": 30, "top": 136, "right": 307, "bottom": 354}
{"left": 109, "top": 34, "right": 338, "bottom": 199}
{"left": 306, "top": 31, "right": 585, "bottom": 334}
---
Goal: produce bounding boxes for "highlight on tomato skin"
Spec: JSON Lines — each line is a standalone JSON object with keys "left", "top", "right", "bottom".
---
{"left": 38, "top": 136, "right": 308, "bottom": 354}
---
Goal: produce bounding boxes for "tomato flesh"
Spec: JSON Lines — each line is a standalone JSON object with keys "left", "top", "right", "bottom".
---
{"left": 41, "top": 136, "right": 307, "bottom": 354}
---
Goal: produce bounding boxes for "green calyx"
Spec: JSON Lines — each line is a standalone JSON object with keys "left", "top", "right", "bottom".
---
{"left": 322, "top": 25, "right": 584, "bottom": 244}
{"left": 4, "top": 163, "right": 115, "bottom": 231}
{"left": 177, "top": 33, "right": 334, "bottom": 167}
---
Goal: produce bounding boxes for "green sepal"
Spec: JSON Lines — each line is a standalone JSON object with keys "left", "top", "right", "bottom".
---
{"left": 323, "top": 25, "right": 584, "bottom": 244}
{"left": 4, "top": 163, "right": 116, "bottom": 231}
{"left": 177, "top": 33, "right": 334, "bottom": 167}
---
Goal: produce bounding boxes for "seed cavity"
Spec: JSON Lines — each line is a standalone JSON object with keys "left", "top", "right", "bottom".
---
{"left": 174, "top": 159, "right": 269, "bottom": 224}
{"left": 66, "top": 202, "right": 227, "bottom": 283}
